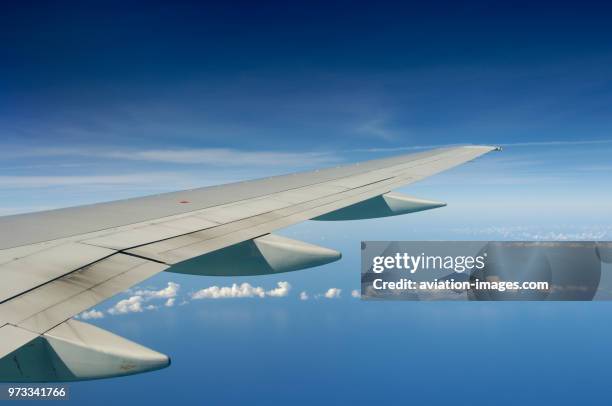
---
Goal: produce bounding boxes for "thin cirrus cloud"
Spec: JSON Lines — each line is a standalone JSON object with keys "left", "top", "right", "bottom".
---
{"left": 0, "top": 147, "right": 341, "bottom": 193}
{"left": 0, "top": 173, "right": 186, "bottom": 189}
{"left": 106, "top": 149, "right": 338, "bottom": 166}
{"left": 11, "top": 146, "right": 340, "bottom": 167}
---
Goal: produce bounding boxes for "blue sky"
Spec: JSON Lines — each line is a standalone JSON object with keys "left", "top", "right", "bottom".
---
{"left": 2, "top": 1, "right": 612, "bottom": 405}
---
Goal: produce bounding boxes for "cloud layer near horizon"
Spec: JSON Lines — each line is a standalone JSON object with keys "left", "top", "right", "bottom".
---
{"left": 78, "top": 281, "right": 358, "bottom": 319}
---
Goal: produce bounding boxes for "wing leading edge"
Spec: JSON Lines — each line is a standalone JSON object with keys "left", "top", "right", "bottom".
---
{"left": 0, "top": 145, "right": 498, "bottom": 381}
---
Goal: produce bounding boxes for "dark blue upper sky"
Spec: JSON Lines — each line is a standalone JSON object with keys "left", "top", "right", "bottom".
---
{"left": 2, "top": 0, "right": 612, "bottom": 152}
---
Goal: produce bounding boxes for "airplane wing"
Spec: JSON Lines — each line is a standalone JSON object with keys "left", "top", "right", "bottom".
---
{"left": 0, "top": 145, "right": 498, "bottom": 382}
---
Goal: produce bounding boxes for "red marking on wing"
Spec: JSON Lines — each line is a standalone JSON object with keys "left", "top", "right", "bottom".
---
{"left": 179, "top": 200, "right": 190, "bottom": 204}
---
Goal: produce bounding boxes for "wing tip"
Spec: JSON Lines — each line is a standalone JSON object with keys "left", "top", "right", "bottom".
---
{"left": 460, "top": 145, "right": 502, "bottom": 152}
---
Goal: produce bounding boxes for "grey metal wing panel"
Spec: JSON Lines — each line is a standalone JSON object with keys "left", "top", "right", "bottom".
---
{"left": 0, "top": 254, "right": 168, "bottom": 334}
{"left": 0, "top": 243, "right": 115, "bottom": 303}
{"left": 125, "top": 177, "right": 403, "bottom": 263}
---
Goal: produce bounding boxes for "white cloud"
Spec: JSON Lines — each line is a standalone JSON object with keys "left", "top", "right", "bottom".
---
{"left": 351, "top": 290, "right": 360, "bottom": 298}
{"left": 299, "top": 291, "right": 309, "bottom": 301}
{"left": 80, "top": 309, "right": 104, "bottom": 320}
{"left": 106, "top": 282, "right": 180, "bottom": 315}
{"left": 135, "top": 282, "right": 180, "bottom": 300}
{"left": 190, "top": 281, "right": 291, "bottom": 299}
{"left": 108, "top": 295, "right": 144, "bottom": 315}
{"left": 191, "top": 283, "right": 265, "bottom": 299}
{"left": 266, "top": 281, "right": 291, "bottom": 297}
{"left": 323, "top": 288, "right": 342, "bottom": 299}
{"left": 312, "top": 288, "right": 343, "bottom": 299}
